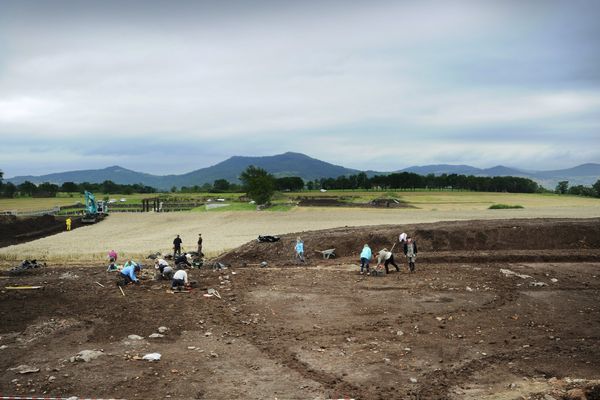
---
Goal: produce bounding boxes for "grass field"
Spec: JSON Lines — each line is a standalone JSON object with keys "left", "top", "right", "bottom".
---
{"left": 2, "top": 190, "right": 599, "bottom": 212}
{"left": 1, "top": 190, "right": 599, "bottom": 263}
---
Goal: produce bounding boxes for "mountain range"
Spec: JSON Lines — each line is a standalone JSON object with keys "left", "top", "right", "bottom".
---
{"left": 5, "top": 152, "right": 600, "bottom": 190}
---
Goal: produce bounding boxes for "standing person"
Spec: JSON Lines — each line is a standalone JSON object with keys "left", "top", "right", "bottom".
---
{"left": 377, "top": 248, "right": 400, "bottom": 274}
{"left": 359, "top": 244, "right": 372, "bottom": 274}
{"left": 197, "top": 233, "right": 203, "bottom": 256}
{"left": 171, "top": 268, "right": 189, "bottom": 291}
{"left": 66, "top": 217, "right": 72, "bottom": 231}
{"left": 117, "top": 260, "right": 141, "bottom": 286}
{"left": 295, "top": 237, "right": 305, "bottom": 263}
{"left": 403, "top": 237, "right": 418, "bottom": 273}
{"left": 173, "top": 235, "right": 182, "bottom": 258}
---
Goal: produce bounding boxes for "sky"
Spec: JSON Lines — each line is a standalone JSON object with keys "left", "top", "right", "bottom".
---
{"left": 1, "top": 0, "right": 599, "bottom": 178}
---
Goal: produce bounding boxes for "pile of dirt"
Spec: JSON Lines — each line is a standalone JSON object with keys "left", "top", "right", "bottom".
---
{"left": 0, "top": 215, "right": 82, "bottom": 248}
{"left": 296, "top": 196, "right": 413, "bottom": 208}
{"left": 215, "top": 218, "right": 600, "bottom": 265}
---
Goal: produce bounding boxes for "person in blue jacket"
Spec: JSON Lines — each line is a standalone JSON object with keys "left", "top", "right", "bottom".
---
{"left": 359, "top": 244, "right": 372, "bottom": 274}
{"left": 117, "top": 260, "right": 141, "bottom": 286}
{"left": 295, "top": 237, "right": 305, "bottom": 263}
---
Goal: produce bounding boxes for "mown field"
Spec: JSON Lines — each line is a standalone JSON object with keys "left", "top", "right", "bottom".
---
{"left": 1, "top": 190, "right": 599, "bottom": 263}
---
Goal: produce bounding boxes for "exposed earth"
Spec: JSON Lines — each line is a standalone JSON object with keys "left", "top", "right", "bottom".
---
{"left": 1, "top": 218, "right": 599, "bottom": 399}
{"left": 0, "top": 215, "right": 82, "bottom": 248}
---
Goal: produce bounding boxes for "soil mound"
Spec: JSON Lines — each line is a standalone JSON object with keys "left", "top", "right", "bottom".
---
{"left": 215, "top": 218, "right": 600, "bottom": 265}
{"left": 0, "top": 215, "right": 81, "bottom": 248}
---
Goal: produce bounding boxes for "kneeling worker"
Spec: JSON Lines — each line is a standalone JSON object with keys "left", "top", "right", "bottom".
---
{"left": 118, "top": 260, "right": 141, "bottom": 286}
{"left": 154, "top": 258, "right": 174, "bottom": 280}
{"left": 171, "top": 268, "right": 189, "bottom": 291}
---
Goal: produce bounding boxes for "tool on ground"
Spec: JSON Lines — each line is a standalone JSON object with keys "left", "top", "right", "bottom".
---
{"left": 118, "top": 286, "right": 125, "bottom": 296}
{"left": 5, "top": 285, "right": 43, "bottom": 290}
{"left": 315, "top": 248, "right": 336, "bottom": 259}
{"left": 95, "top": 281, "right": 105, "bottom": 287}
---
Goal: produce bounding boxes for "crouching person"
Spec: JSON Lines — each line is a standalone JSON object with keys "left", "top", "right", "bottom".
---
{"left": 171, "top": 268, "right": 189, "bottom": 291}
{"left": 117, "top": 260, "right": 141, "bottom": 286}
{"left": 154, "top": 258, "right": 174, "bottom": 280}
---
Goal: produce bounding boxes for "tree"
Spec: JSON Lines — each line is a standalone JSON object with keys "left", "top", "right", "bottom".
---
{"left": 18, "top": 181, "right": 37, "bottom": 196}
{"left": 213, "top": 179, "right": 231, "bottom": 192}
{"left": 555, "top": 181, "right": 569, "bottom": 194}
{"left": 61, "top": 181, "right": 79, "bottom": 193}
{"left": 2, "top": 182, "right": 16, "bottom": 198}
{"left": 593, "top": 179, "right": 600, "bottom": 198}
{"left": 240, "top": 165, "right": 275, "bottom": 205}
{"left": 36, "top": 182, "right": 59, "bottom": 197}
{"left": 170, "top": 186, "right": 177, "bottom": 193}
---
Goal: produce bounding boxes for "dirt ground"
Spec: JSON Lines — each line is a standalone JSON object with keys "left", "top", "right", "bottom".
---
{"left": 1, "top": 218, "right": 599, "bottom": 399}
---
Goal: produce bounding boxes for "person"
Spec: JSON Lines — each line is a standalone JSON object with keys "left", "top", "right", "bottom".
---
{"left": 66, "top": 218, "right": 72, "bottom": 231}
{"left": 359, "top": 244, "right": 372, "bottom": 274}
{"left": 106, "top": 259, "right": 120, "bottom": 272}
{"left": 154, "top": 258, "right": 174, "bottom": 280}
{"left": 171, "top": 268, "right": 189, "bottom": 291}
{"left": 399, "top": 232, "right": 407, "bottom": 244}
{"left": 173, "top": 235, "right": 182, "bottom": 258}
{"left": 117, "top": 260, "right": 141, "bottom": 286}
{"left": 174, "top": 253, "right": 192, "bottom": 269}
{"left": 295, "top": 237, "right": 305, "bottom": 263}
{"left": 197, "top": 233, "right": 203, "bottom": 256}
{"left": 377, "top": 248, "right": 400, "bottom": 274}
{"left": 403, "top": 237, "right": 418, "bottom": 273}
{"left": 108, "top": 249, "right": 118, "bottom": 262}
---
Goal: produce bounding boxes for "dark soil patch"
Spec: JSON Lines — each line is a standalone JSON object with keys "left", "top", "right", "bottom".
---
{"left": 0, "top": 215, "right": 84, "bottom": 248}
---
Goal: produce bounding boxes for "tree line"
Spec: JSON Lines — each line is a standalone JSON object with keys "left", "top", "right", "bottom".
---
{"left": 0, "top": 176, "right": 157, "bottom": 198}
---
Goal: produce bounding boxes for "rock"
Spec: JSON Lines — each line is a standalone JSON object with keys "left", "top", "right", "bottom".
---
{"left": 409, "top": 377, "right": 418, "bottom": 383}
{"left": 187, "top": 346, "right": 196, "bottom": 350}
{"left": 466, "top": 286, "right": 474, "bottom": 292}
{"left": 530, "top": 281, "right": 547, "bottom": 287}
{"left": 48, "top": 375, "right": 56, "bottom": 381}
{"left": 204, "top": 332, "right": 212, "bottom": 337}
{"left": 544, "top": 395, "right": 557, "bottom": 400}
{"left": 74, "top": 350, "right": 104, "bottom": 362}
{"left": 396, "top": 331, "right": 404, "bottom": 336}
{"left": 210, "top": 351, "right": 218, "bottom": 358}
{"left": 11, "top": 365, "right": 40, "bottom": 374}
{"left": 142, "top": 353, "right": 161, "bottom": 362}
{"left": 127, "top": 335, "right": 144, "bottom": 340}
{"left": 0, "top": 345, "right": 8, "bottom": 350}
{"left": 565, "top": 388, "right": 586, "bottom": 400}
{"left": 551, "top": 278, "right": 558, "bottom": 283}
{"left": 158, "top": 327, "right": 168, "bottom": 333}
{"left": 149, "top": 333, "right": 164, "bottom": 338}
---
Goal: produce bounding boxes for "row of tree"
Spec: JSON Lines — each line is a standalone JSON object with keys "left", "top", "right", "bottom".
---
{"left": 555, "top": 180, "right": 600, "bottom": 198}
{"left": 0, "top": 177, "right": 157, "bottom": 198}
{"left": 308, "top": 172, "right": 542, "bottom": 193}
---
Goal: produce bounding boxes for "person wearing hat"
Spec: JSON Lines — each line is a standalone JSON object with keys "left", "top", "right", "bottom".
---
{"left": 117, "top": 260, "right": 141, "bottom": 286}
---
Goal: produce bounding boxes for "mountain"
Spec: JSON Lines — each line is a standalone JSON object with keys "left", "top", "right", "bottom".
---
{"left": 6, "top": 152, "right": 359, "bottom": 190}
{"left": 5, "top": 153, "right": 599, "bottom": 190}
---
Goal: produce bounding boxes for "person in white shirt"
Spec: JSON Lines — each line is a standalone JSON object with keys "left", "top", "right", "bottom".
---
{"left": 154, "top": 258, "right": 174, "bottom": 280}
{"left": 171, "top": 269, "right": 189, "bottom": 291}
{"left": 399, "top": 232, "right": 407, "bottom": 244}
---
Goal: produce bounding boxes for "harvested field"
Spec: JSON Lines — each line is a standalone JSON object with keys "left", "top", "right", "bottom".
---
{"left": 1, "top": 203, "right": 600, "bottom": 262}
{"left": 0, "top": 218, "right": 599, "bottom": 399}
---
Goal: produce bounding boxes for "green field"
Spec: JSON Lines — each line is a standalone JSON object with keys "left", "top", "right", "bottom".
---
{"left": 1, "top": 190, "right": 599, "bottom": 213}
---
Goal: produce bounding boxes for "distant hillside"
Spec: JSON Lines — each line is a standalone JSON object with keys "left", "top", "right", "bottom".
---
{"left": 6, "top": 153, "right": 599, "bottom": 190}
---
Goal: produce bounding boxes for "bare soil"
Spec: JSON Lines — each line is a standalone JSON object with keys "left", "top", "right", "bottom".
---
{"left": 0, "top": 215, "right": 82, "bottom": 248}
{"left": 1, "top": 218, "right": 599, "bottom": 399}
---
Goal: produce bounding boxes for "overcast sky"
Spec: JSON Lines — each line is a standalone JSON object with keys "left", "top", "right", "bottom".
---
{"left": 1, "top": 0, "right": 599, "bottom": 177}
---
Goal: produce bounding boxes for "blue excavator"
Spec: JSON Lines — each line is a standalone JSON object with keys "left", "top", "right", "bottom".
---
{"left": 81, "top": 191, "right": 108, "bottom": 223}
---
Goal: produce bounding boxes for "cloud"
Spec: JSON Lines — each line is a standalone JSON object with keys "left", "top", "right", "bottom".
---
{"left": 0, "top": 0, "right": 599, "bottom": 177}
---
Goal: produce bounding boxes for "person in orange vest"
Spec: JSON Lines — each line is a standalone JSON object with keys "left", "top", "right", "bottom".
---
{"left": 66, "top": 217, "right": 72, "bottom": 231}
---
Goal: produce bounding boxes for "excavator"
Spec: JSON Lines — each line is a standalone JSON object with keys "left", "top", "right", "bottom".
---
{"left": 81, "top": 191, "right": 108, "bottom": 223}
